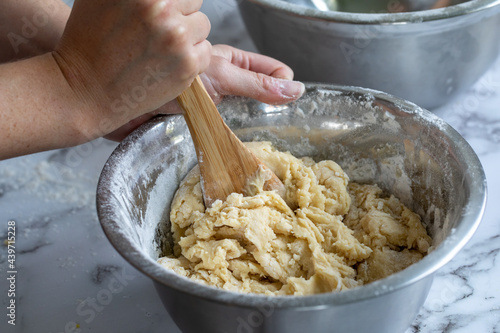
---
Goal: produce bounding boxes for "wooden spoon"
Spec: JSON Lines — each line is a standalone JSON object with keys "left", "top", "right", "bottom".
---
{"left": 176, "top": 76, "right": 285, "bottom": 208}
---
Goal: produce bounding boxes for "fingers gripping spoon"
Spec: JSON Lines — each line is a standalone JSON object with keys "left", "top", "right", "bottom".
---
{"left": 176, "top": 76, "right": 286, "bottom": 208}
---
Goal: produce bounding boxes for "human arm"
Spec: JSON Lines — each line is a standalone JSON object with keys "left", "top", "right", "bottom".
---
{"left": 0, "top": 0, "right": 304, "bottom": 158}
{"left": 0, "top": 0, "right": 212, "bottom": 160}
{"left": 0, "top": 0, "right": 70, "bottom": 62}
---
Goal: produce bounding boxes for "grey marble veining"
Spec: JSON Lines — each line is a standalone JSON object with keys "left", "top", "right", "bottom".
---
{"left": 1, "top": 1, "right": 500, "bottom": 333}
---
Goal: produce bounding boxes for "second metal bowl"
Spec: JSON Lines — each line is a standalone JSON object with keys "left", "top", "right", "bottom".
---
{"left": 238, "top": 0, "right": 500, "bottom": 109}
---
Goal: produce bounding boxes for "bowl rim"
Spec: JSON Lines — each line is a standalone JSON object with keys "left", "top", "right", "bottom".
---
{"left": 240, "top": 0, "right": 500, "bottom": 24}
{"left": 96, "top": 83, "right": 487, "bottom": 309}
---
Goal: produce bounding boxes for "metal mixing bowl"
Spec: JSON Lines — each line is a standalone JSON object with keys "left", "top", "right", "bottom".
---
{"left": 237, "top": 0, "right": 500, "bottom": 109}
{"left": 96, "top": 84, "right": 486, "bottom": 333}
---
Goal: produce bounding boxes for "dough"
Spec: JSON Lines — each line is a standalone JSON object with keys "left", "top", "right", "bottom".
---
{"left": 157, "top": 142, "right": 432, "bottom": 295}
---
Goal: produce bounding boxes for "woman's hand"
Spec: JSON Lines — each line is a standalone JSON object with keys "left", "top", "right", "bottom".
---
{"left": 105, "top": 45, "right": 305, "bottom": 141}
{"left": 201, "top": 45, "right": 304, "bottom": 105}
{"left": 53, "top": 0, "right": 212, "bottom": 140}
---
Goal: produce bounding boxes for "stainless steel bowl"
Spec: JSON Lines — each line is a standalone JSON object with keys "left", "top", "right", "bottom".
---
{"left": 96, "top": 84, "right": 486, "bottom": 333}
{"left": 237, "top": 0, "right": 500, "bottom": 109}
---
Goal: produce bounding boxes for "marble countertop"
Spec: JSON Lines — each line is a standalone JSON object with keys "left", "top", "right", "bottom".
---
{"left": 1, "top": 1, "right": 500, "bottom": 332}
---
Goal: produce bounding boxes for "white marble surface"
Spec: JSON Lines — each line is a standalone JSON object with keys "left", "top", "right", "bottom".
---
{"left": 1, "top": 1, "right": 500, "bottom": 333}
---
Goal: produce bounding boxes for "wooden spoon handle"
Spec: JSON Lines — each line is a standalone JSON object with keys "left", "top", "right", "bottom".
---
{"left": 176, "top": 76, "right": 284, "bottom": 207}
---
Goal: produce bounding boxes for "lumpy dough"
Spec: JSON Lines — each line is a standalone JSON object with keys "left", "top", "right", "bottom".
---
{"left": 157, "top": 142, "right": 432, "bottom": 295}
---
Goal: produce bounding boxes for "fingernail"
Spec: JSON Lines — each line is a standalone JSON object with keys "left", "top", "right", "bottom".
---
{"left": 279, "top": 80, "right": 305, "bottom": 100}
